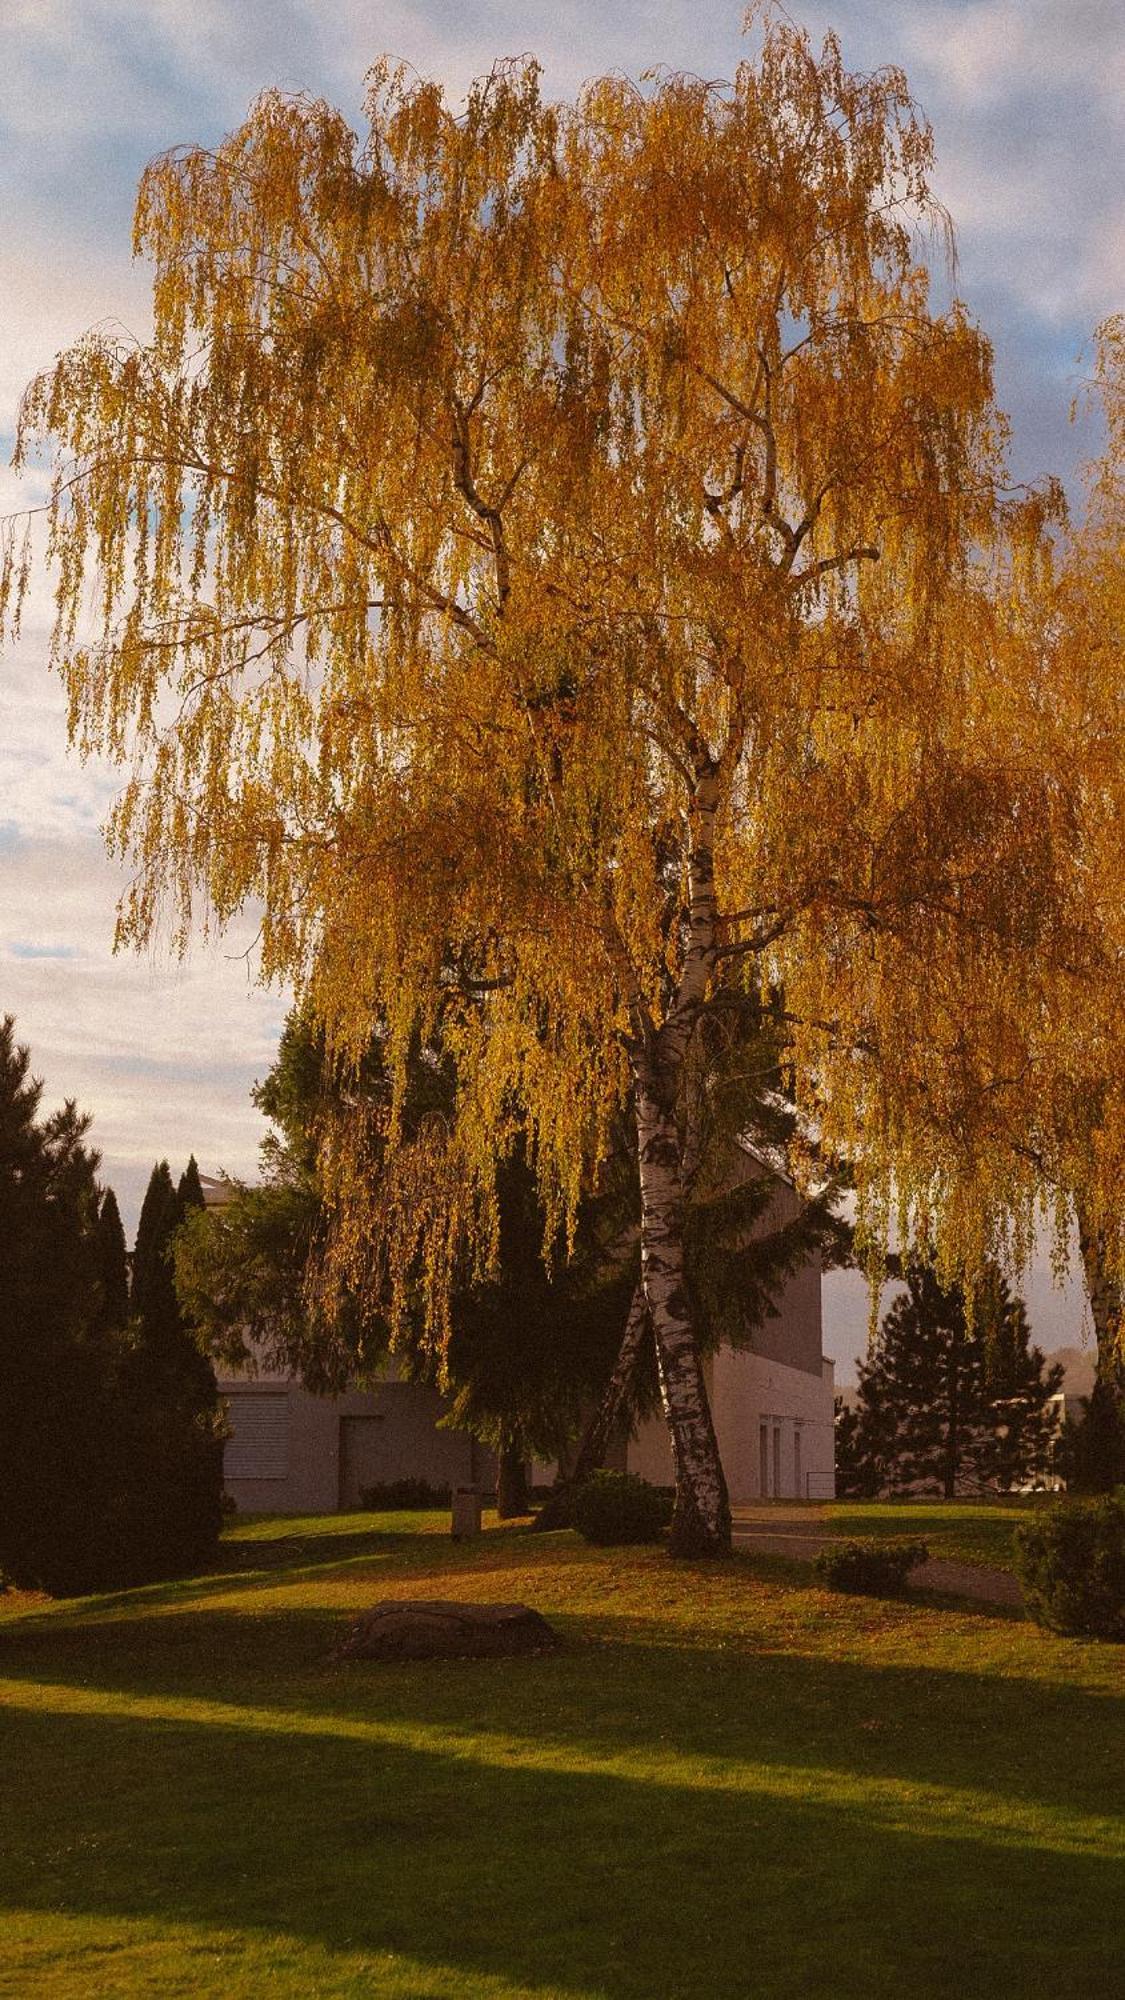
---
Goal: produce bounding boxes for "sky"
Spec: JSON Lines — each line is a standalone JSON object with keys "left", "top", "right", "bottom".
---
{"left": 2, "top": 0, "right": 1120, "bottom": 1374}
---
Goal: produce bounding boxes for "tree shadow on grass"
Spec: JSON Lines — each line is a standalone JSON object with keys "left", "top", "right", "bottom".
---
{"left": 0, "top": 1525, "right": 454, "bottom": 1625}
{"left": 0, "top": 1675, "right": 1119, "bottom": 2000}
{"left": 214, "top": 1523, "right": 426, "bottom": 1573}
{"left": 2, "top": 1588, "right": 1122, "bottom": 1825}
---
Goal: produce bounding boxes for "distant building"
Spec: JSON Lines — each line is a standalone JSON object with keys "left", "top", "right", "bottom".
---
{"left": 199, "top": 1178, "right": 496, "bottom": 1513}
{"left": 204, "top": 1157, "right": 835, "bottom": 1514}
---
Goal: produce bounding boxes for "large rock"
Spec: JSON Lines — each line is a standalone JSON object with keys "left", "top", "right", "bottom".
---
{"left": 338, "top": 1599, "right": 560, "bottom": 1661}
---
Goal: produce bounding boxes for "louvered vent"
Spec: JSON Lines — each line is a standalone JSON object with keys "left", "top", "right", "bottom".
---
{"left": 224, "top": 1394, "right": 290, "bottom": 1480}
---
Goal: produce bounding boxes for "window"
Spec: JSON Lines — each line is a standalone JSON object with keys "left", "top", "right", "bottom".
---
{"left": 224, "top": 1394, "right": 290, "bottom": 1480}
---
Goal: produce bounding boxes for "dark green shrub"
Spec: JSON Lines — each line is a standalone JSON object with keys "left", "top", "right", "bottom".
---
{"left": 571, "top": 1470, "right": 670, "bottom": 1546}
{"left": 814, "top": 1538, "right": 929, "bottom": 1596}
{"left": 359, "top": 1477, "right": 452, "bottom": 1510}
{"left": 1014, "top": 1494, "right": 1125, "bottom": 1639}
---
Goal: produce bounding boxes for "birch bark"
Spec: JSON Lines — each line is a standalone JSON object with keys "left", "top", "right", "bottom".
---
{"left": 629, "top": 755, "right": 732, "bottom": 1555}
{"left": 635, "top": 1071, "right": 731, "bottom": 1553}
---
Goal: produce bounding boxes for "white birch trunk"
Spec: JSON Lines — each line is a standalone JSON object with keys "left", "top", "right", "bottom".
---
{"left": 636, "top": 1071, "right": 731, "bottom": 1555}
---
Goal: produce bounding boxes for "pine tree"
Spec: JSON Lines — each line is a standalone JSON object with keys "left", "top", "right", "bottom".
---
{"left": 975, "top": 1270, "right": 1065, "bottom": 1493}
{"left": 0, "top": 1022, "right": 225, "bottom": 1593}
{"left": 177, "top": 1012, "right": 631, "bottom": 1477}
{"left": 848, "top": 1262, "right": 1062, "bottom": 1498}
{"left": 119, "top": 1155, "right": 224, "bottom": 1581}
{"left": 834, "top": 1397, "right": 880, "bottom": 1500}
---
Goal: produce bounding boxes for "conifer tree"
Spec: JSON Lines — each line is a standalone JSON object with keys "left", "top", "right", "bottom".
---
{"left": 131, "top": 1161, "right": 178, "bottom": 1334}
{"left": 178, "top": 1154, "right": 205, "bottom": 1215}
{"left": 0, "top": 1022, "right": 223, "bottom": 1592}
{"left": 93, "top": 1187, "right": 130, "bottom": 1333}
{"left": 132, "top": 1158, "right": 218, "bottom": 1411}
{"left": 846, "top": 1261, "right": 1062, "bottom": 1497}
{"left": 0, "top": 1016, "right": 107, "bottom": 1590}
{"left": 120, "top": 1156, "right": 223, "bottom": 1578}
{"left": 1066, "top": 1377, "right": 1125, "bottom": 1493}
{"left": 833, "top": 1396, "right": 879, "bottom": 1500}
{"left": 976, "top": 1270, "right": 1065, "bottom": 1493}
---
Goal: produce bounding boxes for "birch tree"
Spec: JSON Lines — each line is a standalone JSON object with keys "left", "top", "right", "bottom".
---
{"left": 1054, "top": 320, "right": 1125, "bottom": 1383}
{"left": 2, "top": 12, "right": 1081, "bottom": 1551}
{"left": 943, "top": 317, "right": 1125, "bottom": 1383}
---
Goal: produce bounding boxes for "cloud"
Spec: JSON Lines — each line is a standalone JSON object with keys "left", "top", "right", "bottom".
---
{"left": 0, "top": 831, "right": 284, "bottom": 1234}
{"left": 0, "top": 238, "right": 153, "bottom": 437}
{"left": 8, "top": 941, "right": 79, "bottom": 959}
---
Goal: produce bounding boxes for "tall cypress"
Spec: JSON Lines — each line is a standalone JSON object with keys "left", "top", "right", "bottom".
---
{"left": 132, "top": 1158, "right": 218, "bottom": 1411}
{"left": 93, "top": 1187, "right": 129, "bottom": 1333}
{"left": 131, "top": 1160, "right": 178, "bottom": 1335}
{"left": 178, "top": 1153, "right": 205, "bottom": 1214}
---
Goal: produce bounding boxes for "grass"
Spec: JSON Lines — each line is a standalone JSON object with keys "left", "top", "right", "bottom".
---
{"left": 1, "top": 1505, "right": 1122, "bottom": 1999}
{"left": 825, "top": 1498, "right": 1042, "bottom": 1570}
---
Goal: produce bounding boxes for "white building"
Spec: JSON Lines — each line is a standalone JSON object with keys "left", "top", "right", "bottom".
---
{"left": 207, "top": 1160, "right": 835, "bottom": 1513}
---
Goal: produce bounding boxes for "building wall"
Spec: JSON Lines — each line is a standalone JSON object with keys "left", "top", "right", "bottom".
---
{"left": 625, "top": 1348, "right": 835, "bottom": 1501}
{"left": 219, "top": 1373, "right": 490, "bottom": 1514}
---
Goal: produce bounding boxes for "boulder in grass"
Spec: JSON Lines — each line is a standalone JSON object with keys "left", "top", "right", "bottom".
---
{"left": 338, "top": 1599, "right": 560, "bottom": 1661}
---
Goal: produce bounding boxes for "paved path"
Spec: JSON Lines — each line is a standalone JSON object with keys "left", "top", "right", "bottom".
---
{"left": 730, "top": 1506, "right": 1023, "bottom": 1609}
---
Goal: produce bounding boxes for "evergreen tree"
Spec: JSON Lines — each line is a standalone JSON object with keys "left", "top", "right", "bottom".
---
{"left": 0, "top": 1017, "right": 107, "bottom": 1591}
{"left": 834, "top": 1396, "right": 880, "bottom": 1500}
{"left": 176, "top": 1013, "right": 631, "bottom": 1490}
{"left": 975, "top": 1270, "right": 1066, "bottom": 1493}
{"left": 178, "top": 1000, "right": 852, "bottom": 1512}
{"left": 93, "top": 1187, "right": 129, "bottom": 1333}
{"left": 0, "top": 1021, "right": 224, "bottom": 1593}
{"left": 847, "top": 1261, "right": 1062, "bottom": 1498}
{"left": 441, "top": 1148, "right": 634, "bottom": 1515}
{"left": 131, "top": 1161, "right": 178, "bottom": 1336}
{"left": 132, "top": 1158, "right": 219, "bottom": 1412}
{"left": 1066, "top": 1377, "right": 1125, "bottom": 1493}
{"left": 178, "top": 1154, "right": 205, "bottom": 1214}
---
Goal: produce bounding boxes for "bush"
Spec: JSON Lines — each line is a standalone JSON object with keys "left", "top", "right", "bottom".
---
{"left": 358, "top": 1477, "right": 452, "bottom": 1510}
{"left": 814, "top": 1538, "right": 929, "bottom": 1596}
{"left": 571, "top": 1470, "right": 670, "bottom": 1546}
{"left": 1014, "top": 1493, "right": 1125, "bottom": 1639}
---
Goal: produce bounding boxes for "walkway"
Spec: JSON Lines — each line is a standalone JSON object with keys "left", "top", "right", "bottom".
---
{"left": 731, "top": 1504, "right": 1023, "bottom": 1609}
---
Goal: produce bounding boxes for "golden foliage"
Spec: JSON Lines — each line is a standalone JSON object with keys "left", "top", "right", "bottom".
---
{"left": 2, "top": 11, "right": 1115, "bottom": 1332}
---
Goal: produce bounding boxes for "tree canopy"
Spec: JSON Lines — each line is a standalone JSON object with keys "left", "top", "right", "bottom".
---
{"left": 1, "top": 10, "right": 1098, "bottom": 1549}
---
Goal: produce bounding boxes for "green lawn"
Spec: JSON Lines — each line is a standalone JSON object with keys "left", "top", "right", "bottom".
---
{"left": 825, "top": 1498, "right": 1044, "bottom": 1570}
{"left": 2, "top": 1507, "right": 1122, "bottom": 1999}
